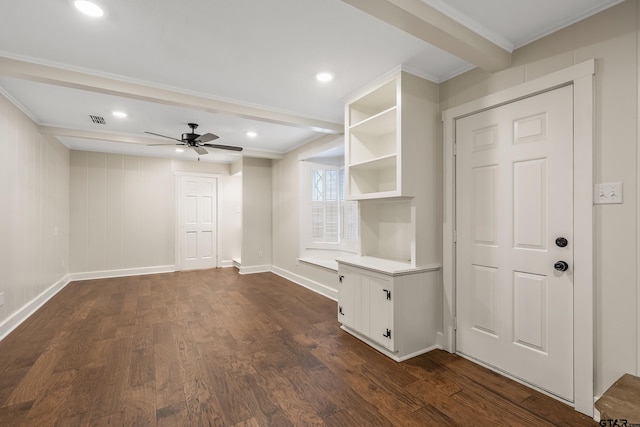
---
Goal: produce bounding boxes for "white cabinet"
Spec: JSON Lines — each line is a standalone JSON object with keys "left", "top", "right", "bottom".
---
{"left": 337, "top": 258, "right": 440, "bottom": 361}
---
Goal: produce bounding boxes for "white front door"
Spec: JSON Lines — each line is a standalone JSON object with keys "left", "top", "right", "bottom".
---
{"left": 455, "top": 85, "right": 574, "bottom": 401}
{"left": 179, "top": 175, "right": 218, "bottom": 271}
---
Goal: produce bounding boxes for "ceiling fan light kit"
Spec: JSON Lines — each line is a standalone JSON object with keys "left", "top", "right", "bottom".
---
{"left": 144, "top": 122, "right": 243, "bottom": 156}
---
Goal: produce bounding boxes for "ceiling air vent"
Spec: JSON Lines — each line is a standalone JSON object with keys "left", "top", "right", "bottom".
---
{"left": 89, "top": 115, "right": 106, "bottom": 125}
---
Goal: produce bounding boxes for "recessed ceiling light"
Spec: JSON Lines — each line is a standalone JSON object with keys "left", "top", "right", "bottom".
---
{"left": 112, "top": 111, "right": 127, "bottom": 118}
{"left": 74, "top": 1, "right": 104, "bottom": 17}
{"left": 175, "top": 148, "right": 185, "bottom": 153}
{"left": 246, "top": 131, "right": 258, "bottom": 138}
{"left": 316, "top": 72, "right": 334, "bottom": 82}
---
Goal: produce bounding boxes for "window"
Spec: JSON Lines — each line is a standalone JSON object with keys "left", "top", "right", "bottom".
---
{"left": 300, "top": 161, "right": 359, "bottom": 253}
{"left": 310, "top": 168, "right": 358, "bottom": 247}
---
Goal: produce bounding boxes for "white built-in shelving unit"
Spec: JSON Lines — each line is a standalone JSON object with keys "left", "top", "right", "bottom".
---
{"left": 337, "top": 70, "right": 442, "bottom": 361}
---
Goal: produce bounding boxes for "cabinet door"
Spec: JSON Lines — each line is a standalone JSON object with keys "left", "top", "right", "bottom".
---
{"left": 338, "top": 268, "right": 359, "bottom": 330}
{"left": 368, "top": 275, "right": 394, "bottom": 351}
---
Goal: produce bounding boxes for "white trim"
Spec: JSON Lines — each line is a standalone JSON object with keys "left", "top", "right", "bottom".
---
{"left": 0, "top": 274, "right": 72, "bottom": 342}
{"left": 67, "top": 265, "right": 176, "bottom": 281}
{"left": 271, "top": 265, "right": 338, "bottom": 301}
{"left": 0, "top": 85, "right": 39, "bottom": 123}
{"left": 441, "top": 59, "right": 595, "bottom": 416}
{"left": 174, "top": 172, "right": 222, "bottom": 271}
{"left": 238, "top": 264, "right": 272, "bottom": 275}
{"left": 220, "top": 259, "right": 235, "bottom": 268}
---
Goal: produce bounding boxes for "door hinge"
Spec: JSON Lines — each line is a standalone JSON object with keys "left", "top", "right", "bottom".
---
{"left": 383, "top": 289, "right": 391, "bottom": 300}
{"left": 383, "top": 328, "right": 391, "bottom": 339}
{"left": 453, "top": 317, "right": 457, "bottom": 330}
{"left": 339, "top": 306, "right": 344, "bottom": 316}
{"left": 453, "top": 230, "right": 457, "bottom": 243}
{"left": 453, "top": 142, "right": 457, "bottom": 156}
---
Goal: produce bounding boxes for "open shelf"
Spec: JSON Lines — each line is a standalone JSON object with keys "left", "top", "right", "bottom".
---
{"left": 349, "top": 106, "right": 397, "bottom": 165}
{"left": 348, "top": 80, "right": 397, "bottom": 126}
{"left": 359, "top": 199, "right": 413, "bottom": 263}
{"left": 349, "top": 106, "right": 397, "bottom": 133}
{"left": 348, "top": 155, "right": 397, "bottom": 197}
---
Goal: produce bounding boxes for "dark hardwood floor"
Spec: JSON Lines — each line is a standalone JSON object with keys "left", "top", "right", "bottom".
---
{"left": 0, "top": 268, "right": 595, "bottom": 426}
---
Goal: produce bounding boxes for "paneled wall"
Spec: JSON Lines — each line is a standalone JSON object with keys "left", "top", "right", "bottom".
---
{"left": 70, "top": 152, "right": 174, "bottom": 272}
{"left": 0, "top": 94, "right": 69, "bottom": 333}
{"left": 70, "top": 151, "right": 239, "bottom": 273}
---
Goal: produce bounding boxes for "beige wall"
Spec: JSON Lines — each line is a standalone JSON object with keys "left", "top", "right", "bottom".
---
{"left": 271, "top": 134, "right": 346, "bottom": 295}
{"left": 0, "top": 94, "right": 69, "bottom": 331}
{"left": 241, "top": 157, "right": 273, "bottom": 269}
{"left": 69, "top": 151, "right": 240, "bottom": 272}
{"left": 440, "top": 0, "right": 639, "bottom": 396}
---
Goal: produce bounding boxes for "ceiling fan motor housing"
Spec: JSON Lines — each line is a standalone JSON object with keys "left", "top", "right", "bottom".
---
{"left": 182, "top": 132, "right": 199, "bottom": 143}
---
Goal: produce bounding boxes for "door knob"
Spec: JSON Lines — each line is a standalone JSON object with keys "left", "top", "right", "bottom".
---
{"left": 555, "top": 237, "right": 568, "bottom": 247}
{"left": 554, "top": 261, "right": 569, "bottom": 272}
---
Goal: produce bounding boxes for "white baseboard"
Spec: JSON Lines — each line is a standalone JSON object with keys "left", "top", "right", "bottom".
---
{"left": 271, "top": 265, "right": 338, "bottom": 301}
{"left": 220, "top": 260, "right": 235, "bottom": 268}
{"left": 67, "top": 265, "right": 176, "bottom": 281}
{"left": 239, "top": 264, "right": 271, "bottom": 275}
{"left": 0, "top": 273, "right": 72, "bottom": 342}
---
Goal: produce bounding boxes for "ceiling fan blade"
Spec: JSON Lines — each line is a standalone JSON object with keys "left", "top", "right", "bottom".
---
{"left": 193, "top": 146, "right": 208, "bottom": 155}
{"left": 147, "top": 142, "right": 187, "bottom": 146}
{"left": 144, "top": 131, "right": 182, "bottom": 142}
{"left": 196, "top": 133, "right": 219, "bottom": 143}
{"left": 202, "top": 143, "right": 243, "bottom": 152}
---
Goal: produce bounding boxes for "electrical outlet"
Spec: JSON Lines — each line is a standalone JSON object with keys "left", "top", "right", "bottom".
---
{"left": 258, "top": 251, "right": 263, "bottom": 258}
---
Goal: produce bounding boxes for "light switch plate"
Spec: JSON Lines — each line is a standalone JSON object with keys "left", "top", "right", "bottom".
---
{"left": 593, "top": 182, "right": 623, "bottom": 204}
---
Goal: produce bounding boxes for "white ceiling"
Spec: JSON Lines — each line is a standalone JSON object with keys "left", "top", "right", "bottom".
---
{"left": 0, "top": 0, "right": 624, "bottom": 163}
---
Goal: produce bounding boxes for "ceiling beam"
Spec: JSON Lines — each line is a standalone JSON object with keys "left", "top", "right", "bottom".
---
{"left": 39, "top": 126, "right": 163, "bottom": 145}
{"left": 341, "top": 0, "right": 511, "bottom": 72}
{"left": 1, "top": 56, "right": 342, "bottom": 134}
{"left": 39, "top": 126, "right": 285, "bottom": 159}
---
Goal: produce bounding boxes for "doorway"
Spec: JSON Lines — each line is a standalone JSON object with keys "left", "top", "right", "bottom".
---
{"left": 455, "top": 85, "right": 573, "bottom": 401}
{"left": 176, "top": 173, "right": 220, "bottom": 271}
{"left": 442, "top": 59, "right": 595, "bottom": 415}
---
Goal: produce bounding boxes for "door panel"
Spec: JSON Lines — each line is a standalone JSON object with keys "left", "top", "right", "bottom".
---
{"left": 456, "top": 85, "right": 574, "bottom": 401}
{"left": 368, "top": 275, "right": 393, "bottom": 350}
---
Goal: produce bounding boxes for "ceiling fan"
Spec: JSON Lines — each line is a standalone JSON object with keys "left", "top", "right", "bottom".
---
{"left": 145, "top": 123, "right": 243, "bottom": 155}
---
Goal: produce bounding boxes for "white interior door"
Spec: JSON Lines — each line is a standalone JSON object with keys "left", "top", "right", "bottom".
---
{"left": 179, "top": 175, "right": 218, "bottom": 271}
{"left": 455, "top": 85, "right": 574, "bottom": 401}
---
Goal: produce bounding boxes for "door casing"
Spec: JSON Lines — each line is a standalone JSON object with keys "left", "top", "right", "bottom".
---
{"left": 441, "top": 59, "right": 595, "bottom": 416}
